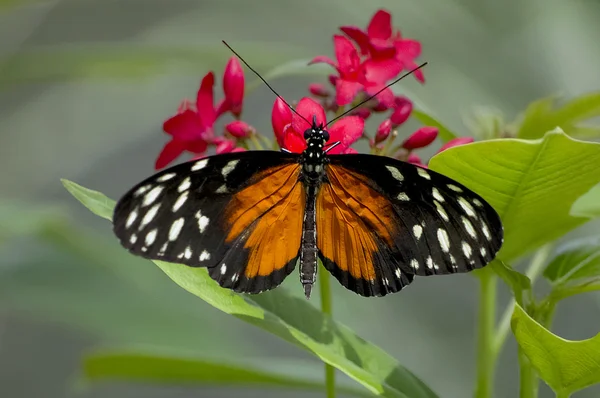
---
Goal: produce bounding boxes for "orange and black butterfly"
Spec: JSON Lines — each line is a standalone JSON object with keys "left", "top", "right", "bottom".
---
{"left": 112, "top": 116, "right": 503, "bottom": 298}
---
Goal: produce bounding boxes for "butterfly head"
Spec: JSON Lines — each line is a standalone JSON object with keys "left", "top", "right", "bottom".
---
{"left": 301, "top": 116, "right": 329, "bottom": 180}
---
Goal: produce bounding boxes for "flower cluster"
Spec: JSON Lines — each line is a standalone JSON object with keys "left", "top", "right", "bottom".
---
{"left": 154, "top": 8, "right": 473, "bottom": 170}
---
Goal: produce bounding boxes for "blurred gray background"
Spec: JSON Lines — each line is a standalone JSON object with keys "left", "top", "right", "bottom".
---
{"left": 1, "top": 0, "right": 600, "bottom": 397}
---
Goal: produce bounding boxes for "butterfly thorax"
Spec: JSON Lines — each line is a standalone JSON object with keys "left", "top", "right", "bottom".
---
{"left": 300, "top": 127, "right": 329, "bottom": 185}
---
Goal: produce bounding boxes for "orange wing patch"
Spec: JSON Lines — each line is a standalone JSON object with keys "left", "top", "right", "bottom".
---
{"left": 316, "top": 165, "right": 399, "bottom": 281}
{"left": 223, "top": 164, "right": 304, "bottom": 278}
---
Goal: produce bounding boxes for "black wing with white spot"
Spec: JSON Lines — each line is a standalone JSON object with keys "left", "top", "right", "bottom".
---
{"left": 112, "top": 151, "right": 301, "bottom": 293}
{"left": 327, "top": 154, "right": 503, "bottom": 277}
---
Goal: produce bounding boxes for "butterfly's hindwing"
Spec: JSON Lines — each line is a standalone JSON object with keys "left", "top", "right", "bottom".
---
{"left": 322, "top": 154, "right": 503, "bottom": 289}
{"left": 112, "top": 151, "right": 303, "bottom": 293}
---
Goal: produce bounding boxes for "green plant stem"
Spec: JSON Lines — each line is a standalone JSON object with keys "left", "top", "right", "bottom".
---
{"left": 319, "top": 263, "right": 335, "bottom": 398}
{"left": 518, "top": 348, "right": 538, "bottom": 398}
{"left": 494, "top": 244, "right": 554, "bottom": 355}
{"left": 475, "top": 267, "right": 497, "bottom": 398}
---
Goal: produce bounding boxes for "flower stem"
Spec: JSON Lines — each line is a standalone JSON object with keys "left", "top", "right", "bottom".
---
{"left": 518, "top": 348, "right": 538, "bottom": 398}
{"left": 475, "top": 267, "right": 497, "bottom": 398}
{"left": 319, "top": 262, "right": 335, "bottom": 398}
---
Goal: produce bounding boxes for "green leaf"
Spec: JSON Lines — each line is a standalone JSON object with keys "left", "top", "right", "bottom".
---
{"left": 411, "top": 109, "right": 458, "bottom": 142}
{"left": 516, "top": 92, "right": 600, "bottom": 139}
{"left": 84, "top": 350, "right": 372, "bottom": 397}
{"left": 62, "top": 179, "right": 437, "bottom": 398}
{"left": 511, "top": 303, "right": 600, "bottom": 395}
{"left": 543, "top": 238, "right": 600, "bottom": 300}
{"left": 571, "top": 183, "right": 600, "bottom": 219}
{"left": 61, "top": 179, "right": 114, "bottom": 221}
{"left": 489, "top": 260, "right": 531, "bottom": 304}
{"left": 429, "top": 129, "right": 600, "bottom": 262}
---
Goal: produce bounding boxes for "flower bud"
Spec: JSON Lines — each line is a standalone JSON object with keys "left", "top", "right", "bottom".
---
{"left": 223, "top": 57, "right": 245, "bottom": 117}
{"left": 215, "top": 139, "right": 236, "bottom": 154}
{"left": 350, "top": 107, "right": 371, "bottom": 120}
{"left": 375, "top": 119, "right": 392, "bottom": 143}
{"left": 225, "top": 120, "right": 254, "bottom": 138}
{"left": 437, "top": 137, "right": 475, "bottom": 153}
{"left": 271, "top": 98, "right": 292, "bottom": 147}
{"left": 407, "top": 153, "right": 422, "bottom": 165}
{"left": 402, "top": 126, "right": 438, "bottom": 150}
{"left": 390, "top": 96, "right": 413, "bottom": 126}
{"left": 308, "top": 83, "right": 330, "bottom": 97}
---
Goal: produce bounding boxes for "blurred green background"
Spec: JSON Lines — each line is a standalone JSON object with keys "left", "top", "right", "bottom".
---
{"left": 1, "top": 0, "right": 600, "bottom": 397}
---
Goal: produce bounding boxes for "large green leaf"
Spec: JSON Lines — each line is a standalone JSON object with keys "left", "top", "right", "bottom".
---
{"left": 516, "top": 93, "right": 600, "bottom": 139}
{"left": 62, "top": 180, "right": 437, "bottom": 398}
{"left": 84, "top": 350, "right": 372, "bottom": 397}
{"left": 511, "top": 303, "right": 600, "bottom": 395}
{"left": 429, "top": 129, "right": 600, "bottom": 262}
{"left": 543, "top": 238, "right": 600, "bottom": 300}
{"left": 571, "top": 183, "right": 600, "bottom": 219}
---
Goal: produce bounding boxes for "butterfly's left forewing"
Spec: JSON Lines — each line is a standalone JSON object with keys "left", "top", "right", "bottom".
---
{"left": 112, "top": 151, "right": 304, "bottom": 293}
{"left": 318, "top": 154, "right": 503, "bottom": 296}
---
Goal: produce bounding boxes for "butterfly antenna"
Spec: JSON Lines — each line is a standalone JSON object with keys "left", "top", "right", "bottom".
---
{"left": 326, "top": 62, "right": 428, "bottom": 126}
{"left": 222, "top": 40, "right": 312, "bottom": 127}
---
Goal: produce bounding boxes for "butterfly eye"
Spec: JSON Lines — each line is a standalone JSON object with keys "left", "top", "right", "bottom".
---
{"left": 303, "top": 129, "right": 312, "bottom": 140}
{"left": 321, "top": 129, "right": 330, "bottom": 142}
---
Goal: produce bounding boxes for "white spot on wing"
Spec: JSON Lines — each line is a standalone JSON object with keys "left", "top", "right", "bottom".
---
{"left": 437, "top": 228, "right": 450, "bottom": 253}
{"left": 172, "top": 191, "right": 188, "bottom": 212}
{"left": 432, "top": 187, "right": 444, "bottom": 202}
{"left": 220, "top": 264, "right": 227, "bottom": 275}
{"left": 417, "top": 168, "right": 430, "bottom": 180}
{"left": 195, "top": 210, "right": 209, "bottom": 233}
{"left": 216, "top": 184, "right": 228, "bottom": 194}
{"left": 480, "top": 247, "right": 487, "bottom": 257}
{"left": 473, "top": 198, "right": 484, "bottom": 207}
{"left": 158, "top": 242, "right": 168, "bottom": 255}
{"left": 222, "top": 160, "right": 240, "bottom": 177}
{"left": 231, "top": 273, "right": 239, "bottom": 282}
{"left": 169, "top": 218, "right": 185, "bottom": 241}
{"left": 157, "top": 173, "right": 176, "bottom": 182}
{"left": 462, "top": 216, "right": 477, "bottom": 239}
{"left": 397, "top": 192, "right": 410, "bottom": 201}
{"left": 481, "top": 221, "right": 492, "bottom": 241}
{"left": 395, "top": 268, "right": 402, "bottom": 278}
{"left": 410, "top": 259, "right": 419, "bottom": 270}
{"left": 129, "top": 234, "right": 137, "bottom": 244}
{"left": 426, "top": 256, "right": 434, "bottom": 269}
{"left": 178, "top": 177, "right": 191, "bottom": 193}
{"left": 199, "top": 250, "right": 211, "bottom": 261}
{"left": 145, "top": 229, "right": 157, "bottom": 246}
{"left": 447, "top": 184, "right": 462, "bottom": 192}
{"left": 434, "top": 200, "right": 449, "bottom": 221}
{"left": 412, "top": 225, "right": 423, "bottom": 240}
{"left": 462, "top": 241, "right": 472, "bottom": 258}
{"left": 125, "top": 208, "right": 138, "bottom": 229}
{"left": 458, "top": 197, "right": 477, "bottom": 218}
{"left": 139, "top": 203, "right": 161, "bottom": 229}
{"left": 184, "top": 246, "right": 192, "bottom": 259}
{"left": 385, "top": 165, "right": 404, "bottom": 181}
{"left": 191, "top": 159, "right": 208, "bottom": 171}
{"left": 134, "top": 185, "right": 151, "bottom": 196}
{"left": 142, "top": 186, "right": 164, "bottom": 206}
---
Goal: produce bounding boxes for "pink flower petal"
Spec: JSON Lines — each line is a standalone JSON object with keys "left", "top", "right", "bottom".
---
{"left": 333, "top": 35, "right": 361, "bottom": 74}
{"left": 293, "top": 97, "right": 326, "bottom": 132}
{"left": 225, "top": 120, "right": 253, "bottom": 138}
{"left": 282, "top": 125, "right": 307, "bottom": 153}
{"left": 343, "top": 147, "right": 358, "bottom": 154}
{"left": 407, "top": 153, "right": 422, "bottom": 164}
{"left": 339, "top": 26, "right": 371, "bottom": 55}
{"left": 155, "top": 139, "right": 186, "bottom": 170}
{"left": 196, "top": 72, "right": 216, "bottom": 128}
{"left": 162, "top": 110, "right": 204, "bottom": 141}
{"left": 216, "top": 139, "right": 236, "bottom": 154}
{"left": 390, "top": 96, "right": 413, "bottom": 126}
{"left": 364, "top": 85, "right": 395, "bottom": 109}
{"left": 271, "top": 97, "right": 292, "bottom": 147}
{"left": 308, "top": 83, "right": 330, "bottom": 97}
{"left": 375, "top": 118, "right": 392, "bottom": 142}
{"left": 309, "top": 55, "right": 337, "bottom": 69}
{"left": 328, "top": 115, "right": 364, "bottom": 148}
{"left": 363, "top": 58, "right": 403, "bottom": 84}
{"left": 335, "top": 79, "right": 363, "bottom": 106}
{"left": 367, "top": 9, "right": 392, "bottom": 40}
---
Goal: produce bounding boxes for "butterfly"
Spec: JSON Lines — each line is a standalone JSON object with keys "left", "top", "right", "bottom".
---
{"left": 112, "top": 116, "right": 504, "bottom": 298}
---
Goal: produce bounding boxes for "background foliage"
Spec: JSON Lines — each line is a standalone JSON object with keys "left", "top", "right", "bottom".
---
{"left": 2, "top": 1, "right": 600, "bottom": 398}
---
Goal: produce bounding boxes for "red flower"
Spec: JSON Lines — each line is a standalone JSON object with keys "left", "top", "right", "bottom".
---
{"left": 271, "top": 97, "right": 292, "bottom": 148}
{"left": 225, "top": 120, "right": 254, "bottom": 138}
{"left": 375, "top": 118, "right": 392, "bottom": 143}
{"left": 437, "top": 137, "right": 474, "bottom": 153}
{"left": 340, "top": 9, "right": 425, "bottom": 83}
{"left": 402, "top": 126, "right": 438, "bottom": 150}
{"left": 273, "top": 97, "right": 364, "bottom": 154}
{"left": 310, "top": 35, "right": 367, "bottom": 106}
{"left": 390, "top": 96, "right": 413, "bottom": 126}
{"left": 308, "top": 83, "right": 330, "bottom": 98}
